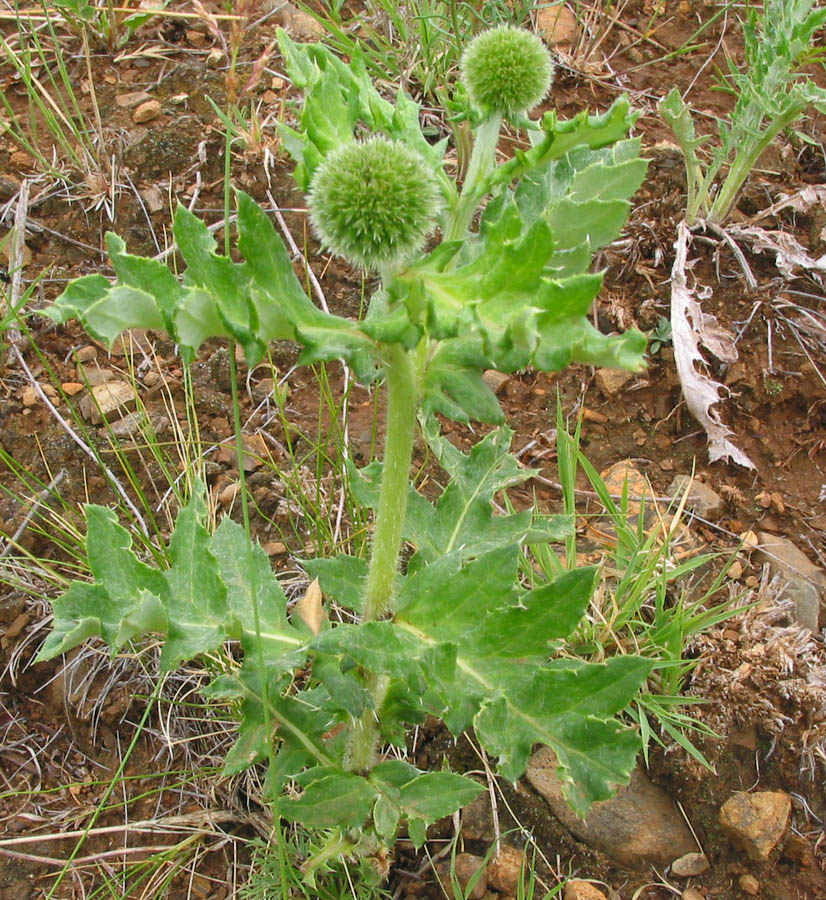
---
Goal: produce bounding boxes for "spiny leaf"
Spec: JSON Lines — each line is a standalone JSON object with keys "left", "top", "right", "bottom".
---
{"left": 159, "top": 487, "right": 229, "bottom": 671}
{"left": 210, "top": 516, "right": 306, "bottom": 668}
{"left": 371, "top": 759, "right": 421, "bottom": 790}
{"left": 309, "top": 538, "right": 649, "bottom": 815}
{"left": 173, "top": 206, "right": 262, "bottom": 357}
{"left": 42, "top": 275, "right": 165, "bottom": 348}
{"left": 485, "top": 566, "right": 597, "bottom": 654}
{"left": 35, "top": 505, "right": 169, "bottom": 661}
{"left": 390, "top": 188, "right": 647, "bottom": 392}
{"left": 405, "top": 426, "right": 539, "bottom": 567}
{"left": 421, "top": 340, "right": 503, "bottom": 424}
{"left": 235, "top": 193, "right": 378, "bottom": 377}
{"left": 394, "top": 546, "right": 649, "bottom": 815}
{"left": 107, "top": 233, "right": 184, "bottom": 339}
{"left": 487, "top": 97, "right": 639, "bottom": 191}
{"left": 303, "top": 554, "right": 367, "bottom": 614}
{"left": 348, "top": 428, "right": 544, "bottom": 569}
{"left": 399, "top": 772, "right": 483, "bottom": 824}
{"left": 35, "top": 583, "right": 163, "bottom": 662}
{"left": 312, "top": 622, "right": 427, "bottom": 688}
{"left": 36, "top": 484, "right": 307, "bottom": 687}
{"left": 281, "top": 772, "right": 379, "bottom": 828}
{"left": 44, "top": 191, "right": 379, "bottom": 372}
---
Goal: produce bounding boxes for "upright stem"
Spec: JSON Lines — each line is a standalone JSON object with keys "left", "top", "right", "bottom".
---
{"left": 362, "top": 343, "right": 419, "bottom": 622}
{"left": 345, "top": 343, "right": 419, "bottom": 773}
{"left": 445, "top": 113, "right": 502, "bottom": 242}
{"left": 708, "top": 106, "right": 803, "bottom": 225}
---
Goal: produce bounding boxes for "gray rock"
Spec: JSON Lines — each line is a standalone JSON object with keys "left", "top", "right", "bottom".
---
{"left": 526, "top": 747, "right": 696, "bottom": 867}
{"left": 115, "top": 90, "right": 153, "bottom": 109}
{"left": 79, "top": 382, "right": 137, "bottom": 424}
{"left": 667, "top": 475, "right": 725, "bottom": 520}
{"left": 108, "top": 411, "right": 169, "bottom": 439}
{"left": 756, "top": 532, "right": 824, "bottom": 633}
{"left": 76, "top": 363, "right": 117, "bottom": 387}
{"left": 719, "top": 790, "right": 791, "bottom": 862}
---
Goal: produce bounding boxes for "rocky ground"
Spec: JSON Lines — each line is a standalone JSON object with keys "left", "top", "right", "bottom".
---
{"left": 1, "top": 1, "right": 826, "bottom": 898}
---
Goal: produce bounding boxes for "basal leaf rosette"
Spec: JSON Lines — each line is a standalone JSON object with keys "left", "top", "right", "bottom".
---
{"left": 308, "top": 137, "right": 442, "bottom": 272}
{"left": 460, "top": 25, "right": 553, "bottom": 117}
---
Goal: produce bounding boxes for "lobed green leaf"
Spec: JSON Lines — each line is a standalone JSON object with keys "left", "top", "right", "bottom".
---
{"left": 281, "top": 771, "right": 379, "bottom": 828}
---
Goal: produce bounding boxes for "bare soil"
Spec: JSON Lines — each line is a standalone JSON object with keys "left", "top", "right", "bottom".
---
{"left": 1, "top": 1, "right": 825, "bottom": 898}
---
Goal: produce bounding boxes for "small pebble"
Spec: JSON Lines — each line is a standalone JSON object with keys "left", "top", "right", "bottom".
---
{"left": 564, "top": 881, "right": 607, "bottom": 900}
{"left": 9, "top": 150, "right": 33, "bottom": 168}
{"left": 595, "top": 367, "right": 634, "bottom": 395}
{"left": 739, "top": 873, "right": 759, "bottom": 896}
{"left": 486, "top": 845, "right": 526, "bottom": 894}
{"left": 79, "top": 381, "right": 137, "bottom": 424}
{"left": 133, "top": 100, "right": 162, "bottom": 123}
{"left": 436, "top": 854, "right": 487, "bottom": 900}
{"left": 206, "top": 47, "right": 226, "bottom": 68}
{"left": 115, "top": 90, "right": 153, "bottom": 108}
{"left": 482, "top": 369, "right": 510, "bottom": 395}
{"left": 726, "top": 560, "right": 743, "bottom": 580}
{"left": 218, "top": 482, "right": 240, "bottom": 508}
{"left": 62, "top": 382, "right": 84, "bottom": 396}
{"left": 74, "top": 345, "right": 97, "bottom": 362}
{"left": 781, "top": 833, "right": 811, "bottom": 862}
{"left": 740, "top": 530, "right": 759, "bottom": 549}
{"left": 671, "top": 851, "right": 710, "bottom": 877}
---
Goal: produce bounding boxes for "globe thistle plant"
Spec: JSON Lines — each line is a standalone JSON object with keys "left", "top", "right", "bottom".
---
{"left": 40, "top": 26, "right": 650, "bottom": 864}
{"left": 308, "top": 136, "right": 441, "bottom": 273}
{"left": 460, "top": 25, "right": 553, "bottom": 118}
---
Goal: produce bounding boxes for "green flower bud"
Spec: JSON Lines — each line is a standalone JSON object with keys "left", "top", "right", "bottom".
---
{"left": 460, "top": 25, "right": 553, "bottom": 117}
{"left": 308, "top": 137, "right": 441, "bottom": 272}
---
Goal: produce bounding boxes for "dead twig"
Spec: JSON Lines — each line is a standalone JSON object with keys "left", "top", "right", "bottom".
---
{"left": 699, "top": 219, "right": 758, "bottom": 291}
{"left": 0, "top": 809, "right": 257, "bottom": 850}
{"left": 0, "top": 469, "right": 67, "bottom": 557}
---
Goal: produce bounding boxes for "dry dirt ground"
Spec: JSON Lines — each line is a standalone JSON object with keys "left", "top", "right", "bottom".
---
{"left": 1, "top": 1, "right": 826, "bottom": 898}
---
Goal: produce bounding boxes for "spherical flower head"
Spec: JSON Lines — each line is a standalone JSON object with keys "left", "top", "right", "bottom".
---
{"left": 460, "top": 25, "right": 553, "bottom": 117}
{"left": 308, "top": 137, "right": 441, "bottom": 272}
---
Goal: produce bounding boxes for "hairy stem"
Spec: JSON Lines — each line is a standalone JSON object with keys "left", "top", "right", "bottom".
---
{"left": 445, "top": 113, "right": 501, "bottom": 242}
{"left": 345, "top": 344, "right": 418, "bottom": 772}
{"left": 708, "top": 105, "right": 804, "bottom": 225}
{"left": 363, "top": 343, "right": 419, "bottom": 622}
{"left": 344, "top": 672, "right": 390, "bottom": 774}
